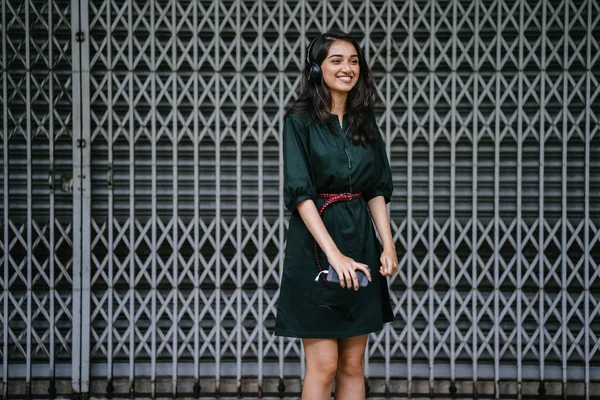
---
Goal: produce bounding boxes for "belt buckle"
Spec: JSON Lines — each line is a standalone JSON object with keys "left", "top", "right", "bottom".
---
{"left": 343, "top": 192, "right": 352, "bottom": 201}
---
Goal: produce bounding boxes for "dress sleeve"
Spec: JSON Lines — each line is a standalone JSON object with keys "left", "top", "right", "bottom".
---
{"left": 363, "top": 116, "right": 394, "bottom": 204}
{"left": 283, "top": 115, "right": 316, "bottom": 213}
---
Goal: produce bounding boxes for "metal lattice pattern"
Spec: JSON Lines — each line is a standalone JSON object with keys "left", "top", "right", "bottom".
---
{"left": 86, "top": 0, "right": 600, "bottom": 394}
{"left": 0, "top": 0, "right": 599, "bottom": 398}
{"left": 0, "top": 0, "right": 75, "bottom": 394}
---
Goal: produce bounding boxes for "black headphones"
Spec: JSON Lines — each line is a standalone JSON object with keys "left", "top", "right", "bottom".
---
{"left": 306, "top": 35, "right": 322, "bottom": 84}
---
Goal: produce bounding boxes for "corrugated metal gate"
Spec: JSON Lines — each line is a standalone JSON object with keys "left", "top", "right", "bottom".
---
{"left": 1, "top": 0, "right": 599, "bottom": 398}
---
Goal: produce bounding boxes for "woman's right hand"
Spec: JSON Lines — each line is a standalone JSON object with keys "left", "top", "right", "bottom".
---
{"left": 326, "top": 251, "right": 372, "bottom": 291}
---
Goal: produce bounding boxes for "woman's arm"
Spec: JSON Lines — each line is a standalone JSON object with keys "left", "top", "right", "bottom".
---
{"left": 296, "top": 199, "right": 372, "bottom": 290}
{"left": 367, "top": 195, "right": 398, "bottom": 276}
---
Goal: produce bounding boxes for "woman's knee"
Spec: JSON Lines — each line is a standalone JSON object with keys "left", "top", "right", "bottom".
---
{"left": 303, "top": 338, "right": 339, "bottom": 383}
{"left": 337, "top": 353, "right": 365, "bottom": 378}
{"left": 310, "top": 358, "right": 338, "bottom": 382}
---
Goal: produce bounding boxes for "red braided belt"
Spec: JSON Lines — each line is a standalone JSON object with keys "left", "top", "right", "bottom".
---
{"left": 313, "top": 192, "right": 363, "bottom": 284}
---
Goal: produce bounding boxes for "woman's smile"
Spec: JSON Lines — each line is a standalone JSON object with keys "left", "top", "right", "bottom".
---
{"left": 336, "top": 75, "right": 353, "bottom": 83}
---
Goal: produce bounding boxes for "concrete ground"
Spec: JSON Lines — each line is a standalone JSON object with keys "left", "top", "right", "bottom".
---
{"left": 3, "top": 377, "right": 600, "bottom": 399}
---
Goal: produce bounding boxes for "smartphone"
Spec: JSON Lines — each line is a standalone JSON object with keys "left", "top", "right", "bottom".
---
{"left": 325, "top": 265, "right": 370, "bottom": 287}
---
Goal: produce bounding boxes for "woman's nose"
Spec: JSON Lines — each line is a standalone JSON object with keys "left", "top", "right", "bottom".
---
{"left": 340, "top": 61, "right": 352, "bottom": 72}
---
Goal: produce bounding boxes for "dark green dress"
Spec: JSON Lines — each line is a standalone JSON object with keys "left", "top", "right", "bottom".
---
{"left": 275, "top": 112, "right": 394, "bottom": 339}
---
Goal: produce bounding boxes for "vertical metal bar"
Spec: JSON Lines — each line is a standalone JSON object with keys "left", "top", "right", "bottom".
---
{"left": 364, "top": 0, "right": 370, "bottom": 64}
{"left": 150, "top": 0, "right": 157, "bottom": 396}
{"left": 539, "top": 0, "right": 547, "bottom": 388}
{"left": 278, "top": 0, "right": 285, "bottom": 386}
{"left": 428, "top": 0, "right": 435, "bottom": 393}
{"left": 171, "top": 0, "right": 178, "bottom": 396}
{"left": 25, "top": 1, "right": 32, "bottom": 395}
{"left": 584, "top": 2, "right": 592, "bottom": 398}
{"left": 321, "top": 0, "right": 326, "bottom": 31}
{"left": 1, "top": 0, "right": 7, "bottom": 394}
{"left": 215, "top": 0, "right": 221, "bottom": 390}
{"left": 48, "top": 0, "right": 55, "bottom": 388}
{"left": 127, "top": 0, "right": 135, "bottom": 393}
{"left": 79, "top": 0, "right": 92, "bottom": 392}
{"left": 235, "top": 0, "right": 242, "bottom": 390}
{"left": 107, "top": 0, "right": 114, "bottom": 388}
{"left": 450, "top": 0, "right": 457, "bottom": 390}
{"left": 343, "top": 0, "right": 347, "bottom": 31}
{"left": 494, "top": 0, "right": 501, "bottom": 397}
{"left": 517, "top": 0, "right": 524, "bottom": 398}
{"left": 407, "top": 0, "right": 414, "bottom": 394}
{"left": 71, "top": 0, "right": 81, "bottom": 392}
{"left": 472, "top": 0, "right": 479, "bottom": 394}
{"left": 561, "top": 1, "right": 569, "bottom": 396}
{"left": 257, "top": 0, "right": 264, "bottom": 392}
{"left": 193, "top": 0, "right": 200, "bottom": 392}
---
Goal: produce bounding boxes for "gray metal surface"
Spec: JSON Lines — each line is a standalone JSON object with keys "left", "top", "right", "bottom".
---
{"left": 0, "top": 0, "right": 599, "bottom": 399}
{"left": 0, "top": 0, "right": 76, "bottom": 398}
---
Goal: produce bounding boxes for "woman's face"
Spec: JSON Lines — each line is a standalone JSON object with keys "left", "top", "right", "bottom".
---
{"left": 320, "top": 40, "right": 360, "bottom": 96}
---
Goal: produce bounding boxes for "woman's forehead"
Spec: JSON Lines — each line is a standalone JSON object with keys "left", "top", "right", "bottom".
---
{"left": 326, "top": 40, "right": 358, "bottom": 57}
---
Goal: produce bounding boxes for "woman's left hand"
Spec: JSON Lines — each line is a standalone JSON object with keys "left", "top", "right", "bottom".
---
{"left": 379, "top": 247, "right": 398, "bottom": 277}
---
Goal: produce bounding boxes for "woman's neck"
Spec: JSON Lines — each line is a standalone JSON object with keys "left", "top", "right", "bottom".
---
{"left": 329, "top": 93, "right": 347, "bottom": 125}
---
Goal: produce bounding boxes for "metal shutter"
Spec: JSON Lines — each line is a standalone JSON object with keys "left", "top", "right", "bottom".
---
{"left": 1, "top": 0, "right": 599, "bottom": 398}
{"left": 0, "top": 0, "right": 77, "bottom": 396}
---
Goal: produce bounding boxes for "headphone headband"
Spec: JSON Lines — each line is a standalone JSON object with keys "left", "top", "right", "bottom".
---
{"left": 306, "top": 35, "right": 319, "bottom": 65}
{"left": 306, "top": 35, "right": 322, "bottom": 84}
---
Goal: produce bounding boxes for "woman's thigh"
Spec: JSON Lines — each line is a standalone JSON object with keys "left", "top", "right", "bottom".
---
{"left": 337, "top": 334, "right": 368, "bottom": 373}
{"left": 303, "top": 338, "right": 339, "bottom": 374}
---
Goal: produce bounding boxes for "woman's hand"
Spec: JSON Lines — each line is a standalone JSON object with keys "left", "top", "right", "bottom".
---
{"left": 379, "top": 246, "right": 398, "bottom": 277}
{"left": 366, "top": 196, "right": 398, "bottom": 277}
{"left": 327, "top": 250, "right": 372, "bottom": 291}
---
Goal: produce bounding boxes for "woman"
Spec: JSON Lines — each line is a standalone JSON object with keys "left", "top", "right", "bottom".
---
{"left": 275, "top": 31, "right": 398, "bottom": 400}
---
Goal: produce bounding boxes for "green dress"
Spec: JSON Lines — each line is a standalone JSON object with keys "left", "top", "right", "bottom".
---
{"left": 275, "top": 112, "right": 394, "bottom": 339}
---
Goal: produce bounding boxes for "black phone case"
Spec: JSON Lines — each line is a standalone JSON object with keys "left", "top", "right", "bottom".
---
{"left": 326, "top": 265, "right": 370, "bottom": 287}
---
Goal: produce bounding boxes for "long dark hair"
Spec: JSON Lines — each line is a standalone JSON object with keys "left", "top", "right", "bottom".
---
{"left": 286, "top": 31, "right": 380, "bottom": 146}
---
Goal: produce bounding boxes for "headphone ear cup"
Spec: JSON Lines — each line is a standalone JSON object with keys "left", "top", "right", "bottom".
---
{"left": 308, "top": 62, "right": 322, "bottom": 84}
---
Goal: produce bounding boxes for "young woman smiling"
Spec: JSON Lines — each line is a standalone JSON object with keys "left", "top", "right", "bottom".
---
{"left": 275, "top": 31, "right": 398, "bottom": 400}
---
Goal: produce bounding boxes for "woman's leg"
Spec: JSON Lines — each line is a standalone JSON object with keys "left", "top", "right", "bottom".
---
{"left": 334, "top": 334, "right": 368, "bottom": 400}
{"left": 301, "top": 338, "right": 338, "bottom": 400}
